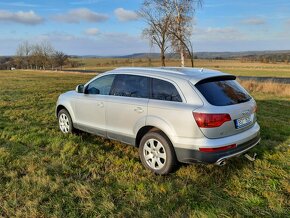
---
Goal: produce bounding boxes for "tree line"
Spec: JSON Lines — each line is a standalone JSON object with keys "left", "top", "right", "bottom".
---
{"left": 241, "top": 54, "right": 290, "bottom": 64}
{"left": 139, "top": 0, "right": 203, "bottom": 67}
{"left": 13, "top": 41, "right": 69, "bottom": 70}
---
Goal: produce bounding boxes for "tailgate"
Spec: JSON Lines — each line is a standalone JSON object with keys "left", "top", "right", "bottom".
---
{"left": 192, "top": 76, "right": 257, "bottom": 139}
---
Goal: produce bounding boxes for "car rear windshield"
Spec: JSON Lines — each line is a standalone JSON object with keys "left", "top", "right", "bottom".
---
{"left": 195, "top": 76, "right": 251, "bottom": 106}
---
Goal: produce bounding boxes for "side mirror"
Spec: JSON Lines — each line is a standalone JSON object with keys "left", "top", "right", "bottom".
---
{"left": 76, "top": 84, "right": 84, "bottom": 93}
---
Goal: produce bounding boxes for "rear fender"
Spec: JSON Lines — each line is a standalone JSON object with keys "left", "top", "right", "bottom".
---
{"left": 145, "top": 115, "right": 176, "bottom": 141}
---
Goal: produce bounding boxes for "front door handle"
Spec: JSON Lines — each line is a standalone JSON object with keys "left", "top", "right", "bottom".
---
{"left": 97, "top": 102, "right": 104, "bottom": 108}
{"left": 134, "top": 107, "right": 144, "bottom": 113}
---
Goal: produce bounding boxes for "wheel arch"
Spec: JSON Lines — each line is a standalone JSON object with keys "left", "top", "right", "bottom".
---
{"left": 56, "top": 104, "right": 75, "bottom": 123}
{"left": 135, "top": 125, "right": 174, "bottom": 148}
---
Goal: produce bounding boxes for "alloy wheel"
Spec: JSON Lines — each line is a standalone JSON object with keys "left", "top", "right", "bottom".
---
{"left": 143, "top": 138, "right": 167, "bottom": 170}
{"left": 59, "top": 113, "right": 70, "bottom": 133}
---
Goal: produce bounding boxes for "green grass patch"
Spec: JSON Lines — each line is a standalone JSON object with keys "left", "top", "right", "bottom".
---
{"left": 0, "top": 70, "right": 289, "bottom": 217}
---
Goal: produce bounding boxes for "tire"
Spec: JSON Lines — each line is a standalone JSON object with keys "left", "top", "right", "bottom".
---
{"left": 58, "top": 109, "right": 74, "bottom": 134}
{"left": 139, "top": 131, "right": 177, "bottom": 175}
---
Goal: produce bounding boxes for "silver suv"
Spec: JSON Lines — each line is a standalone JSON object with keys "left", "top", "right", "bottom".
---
{"left": 56, "top": 67, "right": 260, "bottom": 174}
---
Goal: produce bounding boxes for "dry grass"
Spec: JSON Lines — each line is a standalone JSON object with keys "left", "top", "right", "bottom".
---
{"left": 0, "top": 70, "right": 289, "bottom": 217}
{"left": 239, "top": 80, "right": 290, "bottom": 97}
{"left": 68, "top": 58, "right": 290, "bottom": 78}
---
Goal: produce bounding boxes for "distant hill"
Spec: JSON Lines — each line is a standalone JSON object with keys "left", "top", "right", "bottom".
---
{"left": 76, "top": 50, "right": 290, "bottom": 59}
{"left": 194, "top": 50, "right": 290, "bottom": 59}
{"left": 78, "top": 53, "right": 176, "bottom": 59}
{"left": 3, "top": 50, "right": 290, "bottom": 60}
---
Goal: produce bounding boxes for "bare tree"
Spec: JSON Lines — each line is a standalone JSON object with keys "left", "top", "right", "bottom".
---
{"left": 139, "top": 0, "right": 173, "bottom": 66}
{"left": 29, "top": 41, "right": 55, "bottom": 70}
{"left": 30, "top": 44, "right": 43, "bottom": 69}
{"left": 53, "top": 51, "right": 68, "bottom": 70}
{"left": 15, "top": 41, "right": 32, "bottom": 69}
{"left": 14, "top": 41, "right": 70, "bottom": 71}
{"left": 0, "top": 57, "right": 13, "bottom": 70}
{"left": 170, "top": 28, "right": 195, "bottom": 67}
{"left": 40, "top": 41, "right": 55, "bottom": 70}
{"left": 139, "top": 0, "right": 202, "bottom": 67}
{"left": 169, "top": 0, "right": 203, "bottom": 67}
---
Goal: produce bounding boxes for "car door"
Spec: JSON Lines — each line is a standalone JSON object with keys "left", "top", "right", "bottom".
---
{"left": 105, "top": 74, "right": 149, "bottom": 144}
{"left": 73, "top": 74, "right": 115, "bottom": 136}
{"left": 147, "top": 77, "right": 198, "bottom": 138}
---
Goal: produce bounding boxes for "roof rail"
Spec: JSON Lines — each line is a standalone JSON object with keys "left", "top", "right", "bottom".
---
{"left": 114, "top": 67, "right": 185, "bottom": 75}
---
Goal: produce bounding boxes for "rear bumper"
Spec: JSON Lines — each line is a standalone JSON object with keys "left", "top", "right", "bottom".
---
{"left": 175, "top": 132, "right": 260, "bottom": 164}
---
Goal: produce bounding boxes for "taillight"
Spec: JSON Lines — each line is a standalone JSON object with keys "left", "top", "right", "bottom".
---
{"left": 199, "top": 144, "right": 237, "bottom": 152}
{"left": 193, "top": 112, "right": 231, "bottom": 128}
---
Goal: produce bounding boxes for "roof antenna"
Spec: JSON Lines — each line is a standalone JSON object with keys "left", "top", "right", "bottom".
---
{"left": 199, "top": 68, "right": 204, "bottom": 72}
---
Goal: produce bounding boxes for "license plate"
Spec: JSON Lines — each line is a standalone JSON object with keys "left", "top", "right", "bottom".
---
{"left": 235, "top": 116, "right": 252, "bottom": 129}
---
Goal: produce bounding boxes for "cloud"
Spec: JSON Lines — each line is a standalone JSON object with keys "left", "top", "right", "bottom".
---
{"left": 54, "top": 8, "right": 108, "bottom": 23}
{"left": 0, "top": 10, "right": 44, "bottom": 25}
{"left": 0, "top": 2, "right": 39, "bottom": 7}
{"left": 192, "top": 27, "right": 245, "bottom": 41}
{"left": 114, "top": 8, "right": 139, "bottom": 22}
{"left": 192, "top": 39, "right": 290, "bottom": 52}
{"left": 36, "top": 32, "right": 77, "bottom": 42}
{"left": 30, "top": 32, "right": 148, "bottom": 56}
{"left": 240, "top": 17, "right": 266, "bottom": 25}
{"left": 2, "top": 30, "right": 290, "bottom": 56}
{"left": 70, "top": 0, "right": 101, "bottom": 5}
{"left": 85, "top": 28, "right": 99, "bottom": 36}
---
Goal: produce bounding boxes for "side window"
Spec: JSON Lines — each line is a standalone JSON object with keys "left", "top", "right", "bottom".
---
{"left": 152, "top": 78, "right": 182, "bottom": 102}
{"left": 85, "top": 74, "right": 115, "bottom": 95}
{"left": 110, "top": 74, "right": 149, "bottom": 98}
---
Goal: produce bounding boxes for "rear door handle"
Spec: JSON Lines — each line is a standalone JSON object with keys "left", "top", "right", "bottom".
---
{"left": 134, "top": 107, "right": 144, "bottom": 113}
{"left": 97, "top": 102, "right": 104, "bottom": 108}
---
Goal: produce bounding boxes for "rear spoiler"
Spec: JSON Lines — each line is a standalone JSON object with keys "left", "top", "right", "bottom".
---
{"left": 195, "top": 75, "right": 236, "bottom": 85}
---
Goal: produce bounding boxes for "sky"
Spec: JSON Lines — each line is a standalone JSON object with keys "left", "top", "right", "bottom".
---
{"left": 0, "top": 0, "right": 290, "bottom": 56}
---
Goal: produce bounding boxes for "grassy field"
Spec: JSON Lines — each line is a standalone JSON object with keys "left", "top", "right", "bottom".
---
{"left": 68, "top": 58, "right": 290, "bottom": 78}
{"left": 0, "top": 70, "right": 289, "bottom": 217}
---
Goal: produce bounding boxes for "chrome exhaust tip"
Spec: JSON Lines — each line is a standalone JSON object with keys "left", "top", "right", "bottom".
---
{"left": 215, "top": 159, "right": 226, "bottom": 166}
